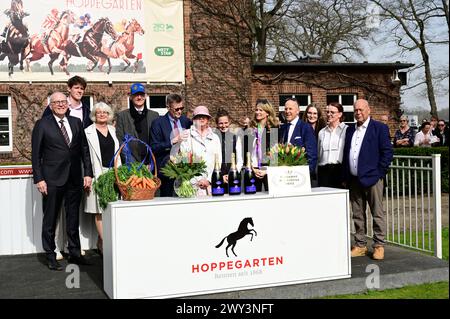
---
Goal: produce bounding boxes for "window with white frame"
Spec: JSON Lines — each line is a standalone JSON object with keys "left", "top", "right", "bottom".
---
{"left": 327, "top": 94, "right": 357, "bottom": 124}
{"left": 279, "top": 94, "right": 311, "bottom": 112}
{"left": 0, "top": 95, "right": 12, "bottom": 152}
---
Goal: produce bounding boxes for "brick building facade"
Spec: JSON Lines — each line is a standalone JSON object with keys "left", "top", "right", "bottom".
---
{"left": 0, "top": 0, "right": 411, "bottom": 164}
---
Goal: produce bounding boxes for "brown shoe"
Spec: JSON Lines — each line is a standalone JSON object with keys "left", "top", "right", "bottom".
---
{"left": 372, "top": 246, "right": 384, "bottom": 260}
{"left": 351, "top": 246, "right": 368, "bottom": 257}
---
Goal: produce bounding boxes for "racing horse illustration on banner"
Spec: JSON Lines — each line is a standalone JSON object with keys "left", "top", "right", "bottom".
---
{"left": 98, "top": 18, "right": 144, "bottom": 72}
{"left": 23, "top": 10, "right": 75, "bottom": 75}
{"left": 215, "top": 217, "right": 257, "bottom": 257}
{"left": 0, "top": 0, "right": 29, "bottom": 76}
{"left": 60, "top": 17, "right": 118, "bottom": 74}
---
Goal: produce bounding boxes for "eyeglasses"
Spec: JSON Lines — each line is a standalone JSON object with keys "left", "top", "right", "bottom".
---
{"left": 51, "top": 100, "right": 67, "bottom": 105}
{"left": 326, "top": 111, "right": 338, "bottom": 115}
{"left": 438, "top": 124, "right": 445, "bottom": 127}
{"left": 400, "top": 120, "right": 407, "bottom": 122}
{"left": 173, "top": 107, "right": 184, "bottom": 112}
{"left": 96, "top": 111, "right": 109, "bottom": 115}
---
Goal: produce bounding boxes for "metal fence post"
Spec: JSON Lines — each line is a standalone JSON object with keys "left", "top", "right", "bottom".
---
{"left": 432, "top": 154, "right": 442, "bottom": 259}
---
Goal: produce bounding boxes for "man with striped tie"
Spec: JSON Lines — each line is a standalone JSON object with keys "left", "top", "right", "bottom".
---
{"left": 32, "top": 91, "right": 93, "bottom": 271}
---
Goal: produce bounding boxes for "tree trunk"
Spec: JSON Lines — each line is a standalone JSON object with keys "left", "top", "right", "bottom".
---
{"left": 421, "top": 50, "right": 438, "bottom": 118}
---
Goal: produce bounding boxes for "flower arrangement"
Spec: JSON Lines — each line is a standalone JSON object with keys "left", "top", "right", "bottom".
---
{"left": 160, "top": 152, "right": 207, "bottom": 197}
{"left": 268, "top": 143, "right": 308, "bottom": 166}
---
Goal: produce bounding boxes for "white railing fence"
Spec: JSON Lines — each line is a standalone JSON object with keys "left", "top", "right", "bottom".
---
{"left": 359, "top": 154, "right": 442, "bottom": 258}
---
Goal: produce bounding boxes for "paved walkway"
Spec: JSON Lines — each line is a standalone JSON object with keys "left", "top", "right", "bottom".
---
{"left": 0, "top": 242, "right": 447, "bottom": 299}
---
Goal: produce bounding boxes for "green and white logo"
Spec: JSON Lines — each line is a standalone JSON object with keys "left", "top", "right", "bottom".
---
{"left": 154, "top": 47, "right": 174, "bottom": 56}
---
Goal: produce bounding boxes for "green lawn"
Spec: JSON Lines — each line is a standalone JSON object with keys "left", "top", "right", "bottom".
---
{"left": 387, "top": 227, "right": 448, "bottom": 260}
{"left": 324, "top": 282, "right": 449, "bottom": 299}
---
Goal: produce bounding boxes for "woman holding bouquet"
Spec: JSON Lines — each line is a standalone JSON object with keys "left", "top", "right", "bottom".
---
{"left": 246, "top": 99, "right": 280, "bottom": 191}
{"left": 84, "top": 102, "right": 121, "bottom": 255}
{"left": 170, "top": 105, "right": 221, "bottom": 195}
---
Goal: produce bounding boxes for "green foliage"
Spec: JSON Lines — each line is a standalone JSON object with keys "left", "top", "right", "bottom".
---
{"left": 93, "top": 162, "right": 154, "bottom": 209}
{"left": 93, "top": 169, "right": 118, "bottom": 210}
{"left": 160, "top": 152, "right": 207, "bottom": 181}
{"left": 392, "top": 147, "right": 449, "bottom": 193}
{"left": 116, "top": 162, "right": 153, "bottom": 183}
{"left": 324, "top": 281, "right": 449, "bottom": 299}
{"left": 268, "top": 143, "right": 308, "bottom": 166}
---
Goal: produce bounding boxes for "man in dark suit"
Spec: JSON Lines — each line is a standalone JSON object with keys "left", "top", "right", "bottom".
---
{"left": 116, "top": 83, "right": 159, "bottom": 164}
{"left": 32, "top": 92, "right": 93, "bottom": 271}
{"left": 42, "top": 75, "right": 92, "bottom": 129}
{"left": 278, "top": 98, "right": 317, "bottom": 175}
{"left": 343, "top": 99, "right": 393, "bottom": 260}
{"left": 150, "top": 93, "right": 192, "bottom": 196}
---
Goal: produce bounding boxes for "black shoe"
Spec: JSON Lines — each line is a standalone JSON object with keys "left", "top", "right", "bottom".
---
{"left": 47, "top": 259, "right": 63, "bottom": 271}
{"left": 68, "top": 255, "right": 92, "bottom": 265}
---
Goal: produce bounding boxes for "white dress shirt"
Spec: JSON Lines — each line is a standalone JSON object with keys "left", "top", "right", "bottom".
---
{"left": 286, "top": 116, "right": 299, "bottom": 143}
{"left": 349, "top": 117, "right": 371, "bottom": 177}
{"left": 54, "top": 115, "right": 73, "bottom": 144}
{"left": 414, "top": 131, "right": 435, "bottom": 147}
{"left": 68, "top": 99, "right": 83, "bottom": 122}
{"left": 318, "top": 122, "right": 348, "bottom": 166}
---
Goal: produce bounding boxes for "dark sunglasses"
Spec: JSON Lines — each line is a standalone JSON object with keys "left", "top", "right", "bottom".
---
{"left": 173, "top": 106, "right": 184, "bottom": 112}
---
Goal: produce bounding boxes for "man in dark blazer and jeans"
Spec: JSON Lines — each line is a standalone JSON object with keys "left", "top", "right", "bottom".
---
{"left": 150, "top": 93, "right": 192, "bottom": 196}
{"left": 32, "top": 92, "right": 93, "bottom": 270}
{"left": 343, "top": 99, "right": 393, "bottom": 260}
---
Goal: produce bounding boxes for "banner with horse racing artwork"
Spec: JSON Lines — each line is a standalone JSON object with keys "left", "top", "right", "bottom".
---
{"left": 0, "top": 0, "right": 185, "bottom": 83}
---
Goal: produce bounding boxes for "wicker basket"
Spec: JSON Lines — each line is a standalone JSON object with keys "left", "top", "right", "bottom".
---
{"left": 114, "top": 143, "right": 161, "bottom": 201}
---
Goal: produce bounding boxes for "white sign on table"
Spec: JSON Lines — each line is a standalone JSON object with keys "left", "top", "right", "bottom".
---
{"left": 266, "top": 165, "right": 311, "bottom": 196}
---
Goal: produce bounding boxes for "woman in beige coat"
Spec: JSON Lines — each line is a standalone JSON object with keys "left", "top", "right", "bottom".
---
{"left": 84, "top": 102, "right": 120, "bottom": 255}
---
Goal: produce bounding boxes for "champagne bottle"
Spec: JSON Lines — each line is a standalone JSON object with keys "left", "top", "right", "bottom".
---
{"left": 211, "top": 155, "right": 225, "bottom": 196}
{"left": 244, "top": 152, "right": 257, "bottom": 194}
{"left": 228, "top": 153, "right": 241, "bottom": 195}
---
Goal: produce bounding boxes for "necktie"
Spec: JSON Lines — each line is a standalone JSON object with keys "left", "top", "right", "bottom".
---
{"left": 59, "top": 119, "right": 70, "bottom": 146}
{"left": 283, "top": 122, "right": 291, "bottom": 144}
{"left": 173, "top": 119, "right": 179, "bottom": 137}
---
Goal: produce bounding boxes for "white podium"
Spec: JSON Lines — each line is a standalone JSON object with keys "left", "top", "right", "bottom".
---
{"left": 103, "top": 188, "right": 351, "bottom": 299}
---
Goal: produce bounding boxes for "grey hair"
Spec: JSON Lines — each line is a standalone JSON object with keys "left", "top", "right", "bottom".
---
{"left": 90, "top": 102, "right": 114, "bottom": 123}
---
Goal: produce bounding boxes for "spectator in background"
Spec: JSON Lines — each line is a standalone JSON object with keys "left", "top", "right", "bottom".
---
{"left": 380, "top": 115, "right": 389, "bottom": 125}
{"left": 393, "top": 115, "right": 415, "bottom": 148}
{"left": 414, "top": 121, "right": 439, "bottom": 147}
{"left": 435, "top": 120, "right": 449, "bottom": 147}
{"left": 430, "top": 115, "right": 439, "bottom": 135}
{"left": 302, "top": 103, "right": 326, "bottom": 139}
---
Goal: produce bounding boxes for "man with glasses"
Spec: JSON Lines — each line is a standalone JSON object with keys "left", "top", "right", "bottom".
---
{"left": 150, "top": 93, "right": 192, "bottom": 196}
{"left": 116, "top": 83, "right": 159, "bottom": 164}
{"left": 32, "top": 91, "right": 93, "bottom": 270}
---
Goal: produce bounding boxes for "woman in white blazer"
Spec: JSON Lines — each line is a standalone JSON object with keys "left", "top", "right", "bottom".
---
{"left": 84, "top": 102, "right": 121, "bottom": 255}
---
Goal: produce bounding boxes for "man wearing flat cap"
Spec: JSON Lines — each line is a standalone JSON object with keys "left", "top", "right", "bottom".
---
{"left": 116, "top": 83, "right": 159, "bottom": 164}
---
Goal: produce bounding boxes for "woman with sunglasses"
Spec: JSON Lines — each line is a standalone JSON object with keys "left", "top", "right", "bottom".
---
{"left": 393, "top": 115, "right": 415, "bottom": 147}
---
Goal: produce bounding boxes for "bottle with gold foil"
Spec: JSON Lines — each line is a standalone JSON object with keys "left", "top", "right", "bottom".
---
{"left": 227, "top": 153, "right": 241, "bottom": 195}
{"left": 211, "top": 154, "right": 225, "bottom": 196}
{"left": 243, "top": 152, "right": 256, "bottom": 194}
